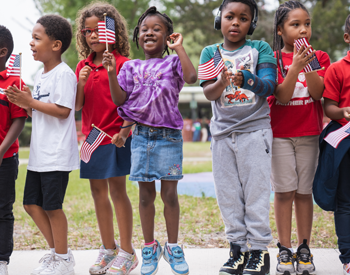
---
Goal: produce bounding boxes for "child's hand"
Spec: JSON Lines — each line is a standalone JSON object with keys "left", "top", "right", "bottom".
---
{"left": 291, "top": 43, "right": 316, "bottom": 73}
{"left": 167, "top": 33, "right": 183, "bottom": 51}
{"left": 111, "top": 133, "right": 127, "bottom": 148}
{"left": 5, "top": 85, "right": 33, "bottom": 109}
{"left": 79, "top": 65, "right": 92, "bottom": 86}
{"left": 342, "top": 107, "right": 350, "bottom": 121}
{"left": 232, "top": 65, "right": 245, "bottom": 87}
{"left": 102, "top": 51, "right": 116, "bottom": 73}
{"left": 219, "top": 66, "right": 233, "bottom": 87}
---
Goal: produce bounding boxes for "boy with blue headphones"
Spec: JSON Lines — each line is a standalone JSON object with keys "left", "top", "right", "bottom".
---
{"left": 198, "top": 0, "right": 277, "bottom": 274}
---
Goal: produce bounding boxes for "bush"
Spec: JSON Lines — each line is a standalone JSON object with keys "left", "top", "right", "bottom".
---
{"left": 19, "top": 122, "right": 31, "bottom": 147}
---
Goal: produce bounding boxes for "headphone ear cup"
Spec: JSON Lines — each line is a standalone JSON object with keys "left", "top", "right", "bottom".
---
{"left": 214, "top": 16, "right": 221, "bottom": 30}
{"left": 247, "top": 21, "right": 257, "bottom": 35}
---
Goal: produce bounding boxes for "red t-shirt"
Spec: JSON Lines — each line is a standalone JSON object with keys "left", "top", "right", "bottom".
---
{"left": 0, "top": 69, "right": 28, "bottom": 158}
{"left": 75, "top": 50, "right": 130, "bottom": 145}
{"left": 268, "top": 51, "right": 330, "bottom": 138}
{"left": 323, "top": 51, "right": 350, "bottom": 126}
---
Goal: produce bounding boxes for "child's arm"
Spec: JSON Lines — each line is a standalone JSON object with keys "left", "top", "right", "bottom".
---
{"left": 324, "top": 98, "right": 350, "bottom": 121}
{"left": 111, "top": 120, "right": 134, "bottom": 148}
{"left": 304, "top": 70, "right": 325, "bottom": 101}
{"left": 202, "top": 66, "right": 233, "bottom": 101}
{"left": 102, "top": 51, "right": 127, "bottom": 106}
{"left": 167, "top": 33, "right": 197, "bottom": 84}
{"left": 5, "top": 86, "right": 71, "bottom": 119}
{"left": 274, "top": 45, "right": 316, "bottom": 104}
{"left": 76, "top": 65, "right": 91, "bottom": 111}
{"left": 0, "top": 117, "right": 26, "bottom": 165}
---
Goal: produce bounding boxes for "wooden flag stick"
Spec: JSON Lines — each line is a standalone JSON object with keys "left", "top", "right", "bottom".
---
{"left": 92, "top": 124, "right": 125, "bottom": 147}
{"left": 216, "top": 45, "right": 236, "bottom": 91}
{"left": 19, "top": 53, "right": 22, "bottom": 90}
{"left": 103, "top": 13, "right": 109, "bottom": 72}
{"left": 301, "top": 67, "right": 325, "bottom": 75}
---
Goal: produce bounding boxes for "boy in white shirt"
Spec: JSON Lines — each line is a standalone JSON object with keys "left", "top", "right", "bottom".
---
{"left": 5, "top": 14, "right": 79, "bottom": 275}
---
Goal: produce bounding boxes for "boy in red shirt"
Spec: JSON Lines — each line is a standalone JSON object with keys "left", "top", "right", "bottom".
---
{"left": 0, "top": 25, "right": 27, "bottom": 275}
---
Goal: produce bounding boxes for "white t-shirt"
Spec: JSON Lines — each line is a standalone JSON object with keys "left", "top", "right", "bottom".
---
{"left": 28, "top": 62, "right": 79, "bottom": 172}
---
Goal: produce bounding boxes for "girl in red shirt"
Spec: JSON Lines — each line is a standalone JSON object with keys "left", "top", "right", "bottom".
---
{"left": 268, "top": 1, "right": 330, "bottom": 275}
{"left": 75, "top": 3, "right": 137, "bottom": 275}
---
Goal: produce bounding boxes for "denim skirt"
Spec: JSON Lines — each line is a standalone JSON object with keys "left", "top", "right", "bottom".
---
{"left": 129, "top": 125, "right": 183, "bottom": 182}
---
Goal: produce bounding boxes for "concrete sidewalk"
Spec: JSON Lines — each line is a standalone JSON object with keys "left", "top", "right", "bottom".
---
{"left": 8, "top": 248, "right": 343, "bottom": 275}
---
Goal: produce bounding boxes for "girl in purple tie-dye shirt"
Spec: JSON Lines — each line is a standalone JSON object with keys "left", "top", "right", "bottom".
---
{"left": 103, "top": 6, "right": 197, "bottom": 275}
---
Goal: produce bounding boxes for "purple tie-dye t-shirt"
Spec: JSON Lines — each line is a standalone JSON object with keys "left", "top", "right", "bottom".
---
{"left": 117, "top": 55, "right": 185, "bottom": 130}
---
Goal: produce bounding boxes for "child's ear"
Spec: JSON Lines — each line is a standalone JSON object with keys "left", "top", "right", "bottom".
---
{"left": 0, "top": 47, "right": 8, "bottom": 58}
{"left": 344, "top": 33, "right": 350, "bottom": 44}
{"left": 277, "top": 26, "right": 282, "bottom": 36}
{"left": 166, "top": 35, "right": 171, "bottom": 43}
{"left": 52, "top": 40, "right": 63, "bottom": 52}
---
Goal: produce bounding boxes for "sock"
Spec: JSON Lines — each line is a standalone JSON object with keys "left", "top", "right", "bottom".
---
{"left": 289, "top": 248, "right": 294, "bottom": 254}
{"left": 50, "top": 248, "right": 55, "bottom": 254}
{"left": 55, "top": 252, "right": 69, "bottom": 261}
{"left": 145, "top": 240, "right": 156, "bottom": 247}
{"left": 167, "top": 243, "right": 178, "bottom": 249}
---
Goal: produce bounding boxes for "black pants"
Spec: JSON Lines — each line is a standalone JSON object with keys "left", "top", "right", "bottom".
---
{"left": 0, "top": 155, "right": 18, "bottom": 264}
{"left": 335, "top": 149, "right": 350, "bottom": 264}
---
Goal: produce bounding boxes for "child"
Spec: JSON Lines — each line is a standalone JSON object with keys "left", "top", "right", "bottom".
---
{"left": 5, "top": 15, "right": 79, "bottom": 275}
{"left": 102, "top": 6, "right": 197, "bottom": 275}
{"left": 0, "top": 25, "right": 27, "bottom": 275}
{"left": 199, "top": 0, "right": 277, "bottom": 274}
{"left": 314, "top": 14, "right": 350, "bottom": 275}
{"left": 268, "top": 1, "right": 330, "bottom": 274}
{"left": 75, "top": 3, "right": 138, "bottom": 275}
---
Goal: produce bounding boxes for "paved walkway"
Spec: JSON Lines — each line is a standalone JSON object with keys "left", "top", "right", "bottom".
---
{"left": 9, "top": 248, "right": 343, "bottom": 275}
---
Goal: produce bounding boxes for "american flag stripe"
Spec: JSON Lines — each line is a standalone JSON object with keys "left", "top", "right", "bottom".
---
{"left": 98, "top": 17, "right": 116, "bottom": 44}
{"left": 324, "top": 121, "right": 350, "bottom": 148}
{"left": 198, "top": 48, "right": 225, "bottom": 80}
{"left": 294, "top": 38, "right": 322, "bottom": 73}
{"left": 80, "top": 128, "right": 106, "bottom": 163}
{"left": 7, "top": 54, "right": 20, "bottom": 77}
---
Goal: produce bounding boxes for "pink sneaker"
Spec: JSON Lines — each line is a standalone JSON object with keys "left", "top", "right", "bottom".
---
{"left": 344, "top": 263, "right": 350, "bottom": 275}
{"left": 106, "top": 249, "right": 138, "bottom": 275}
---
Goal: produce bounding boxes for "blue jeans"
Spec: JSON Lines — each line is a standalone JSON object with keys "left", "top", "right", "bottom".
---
{"left": 0, "top": 155, "right": 18, "bottom": 263}
{"left": 335, "top": 149, "right": 350, "bottom": 264}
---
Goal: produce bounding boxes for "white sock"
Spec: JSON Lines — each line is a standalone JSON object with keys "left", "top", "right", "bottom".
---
{"left": 50, "top": 248, "right": 55, "bottom": 254}
{"left": 289, "top": 248, "right": 294, "bottom": 254}
{"left": 167, "top": 243, "right": 178, "bottom": 249}
{"left": 55, "top": 252, "right": 69, "bottom": 261}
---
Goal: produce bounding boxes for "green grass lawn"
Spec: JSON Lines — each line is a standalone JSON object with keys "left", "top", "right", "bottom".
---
{"left": 14, "top": 142, "right": 337, "bottom": 250}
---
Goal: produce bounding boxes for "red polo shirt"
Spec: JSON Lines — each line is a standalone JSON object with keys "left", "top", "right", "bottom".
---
{"left": 75, "top": 50, "right": 130, "bottom": 145}
{"left": 0, "top": 69, "right": 28, "bottom": 159}
{"left": 324, "top": 51, "right": 350, "bottom": 126}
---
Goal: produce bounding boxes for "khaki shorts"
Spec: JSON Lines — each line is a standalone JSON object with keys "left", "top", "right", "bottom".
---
{"left": 271, "top": 135, "right": 319, "bottom": 194}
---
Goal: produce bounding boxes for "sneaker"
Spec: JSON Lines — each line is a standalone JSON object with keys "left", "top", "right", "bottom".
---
{"left": 40, "top": 249, "right": 75, "bottom": 275}
{"left": 243, "top": 250, "right": 270, "bottom": 275}
{"left": 295, "top": 240, "right": 316, "bottom": 275}
{"left": 276, "top": 243, "right": 296, "bottom": 275}
{"left": 141, "top": 240, "right": 162, "bottom": 275}
{"left": 219, "top": 243, "right": 248, "bottom": 275}
{"left": 343, "top": 263, "right": 350, "bottom": 275}
{"left": 90, "top": 241, "right": 120, "bottom": 274}
{"left": 163, "top": 242, "right": 189, "bottom": 275}
{"left": 106, "top": 248, "right": 139, "bottom": 275}
{"left": 31, "top": 252, "right": 54, "bottom": 275}
{"left": 0, "top": 262, "right": 8, "bottom": 275}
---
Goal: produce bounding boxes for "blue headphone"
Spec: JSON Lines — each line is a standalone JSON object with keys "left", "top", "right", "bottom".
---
{"left": 214, "top": 0, "right": 258, "bottom": 35}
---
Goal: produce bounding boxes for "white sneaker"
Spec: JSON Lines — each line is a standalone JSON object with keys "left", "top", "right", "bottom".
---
{"left": 40, "top": 249, "right": 75, "bottom": 275}
{"left": 0, "top": 261, "right": 8, "bottom": 275}
{"left": 31, "top": 252, "right": 54, "bottom": 275}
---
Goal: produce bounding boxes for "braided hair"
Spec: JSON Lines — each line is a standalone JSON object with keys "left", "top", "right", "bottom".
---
{"left": 273, "top": 1, "right": 309, "bottom": 78}
{"left": 133, "top": 6, "right": 173, "bottom": 56}
{"left": 345, "top": 14, "right": 350, "bottom": 34}
{"left": 221, "top": 0, "right": 256, "bottom": 20}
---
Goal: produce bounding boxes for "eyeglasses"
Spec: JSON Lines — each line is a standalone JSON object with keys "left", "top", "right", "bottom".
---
{"left": 81, "top": 27, "right": 99, "bottom": 37}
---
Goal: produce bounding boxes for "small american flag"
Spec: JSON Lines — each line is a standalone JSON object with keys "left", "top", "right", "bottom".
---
{"left": 98, "top": 16, "right": 115, "bottom": 44}
{"left": 294, "top": 38, "right": 322, "bottom": 73}
{"left": 198, "top": 48, "right": 225, "bottom": 80}
{"left": 80, "top": 127, "right": 106, "bottom": 163}
{"left": 324, "top": 121, "right": 350, "bottom": 148}
{"left": 7, "top": 54, "right": 20, "bottom": 77}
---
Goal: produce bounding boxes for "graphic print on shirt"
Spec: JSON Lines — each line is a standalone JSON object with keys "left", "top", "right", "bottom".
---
{"left": 134, "top": 71, "right": 163, "bottom": 87}
{"left": 33, "top": 82, "right": 50, "bottom": 101}
{"left": 220, "top": 51, "right": 256, "bottom": 108}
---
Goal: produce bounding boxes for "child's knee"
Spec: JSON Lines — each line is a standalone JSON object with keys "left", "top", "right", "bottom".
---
{"left": 139, "top": 190, "right": 156, "bottom": 208}
{"left": 161, "top": 190, "right": 178, "bottom": 208}
{"left": 295, "top": 192, "right": 313, "bottom": 201}
{"left": 90, "top": 186, "right": 108, "bottom": 200}
{"left": 23, "top": 204, "right": 35, "bottom": 215}
{"left": 275, "top": 191, "right": 296, "bottom": 202}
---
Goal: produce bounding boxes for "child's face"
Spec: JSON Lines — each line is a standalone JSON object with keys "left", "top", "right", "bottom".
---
{"left": 278, "top": 8, "right": 311, "bottom": 52}
{"left": 220, "top": 2, "right": 252, "bottom": 49}
{"left": 138, "top": 15, "right": 169, "bottom": 57}
{"left": 30, "top": 23, "right": 57, "bottom": 62}
{"left": 84, "top": 15, "right": 107, "bottom": 53}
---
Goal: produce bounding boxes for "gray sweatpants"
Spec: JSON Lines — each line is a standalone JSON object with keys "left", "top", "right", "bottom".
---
{"left": 212, "top": 128, "right": 273, "bottom": 252}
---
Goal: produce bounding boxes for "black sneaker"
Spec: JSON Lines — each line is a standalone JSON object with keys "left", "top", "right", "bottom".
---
{"left": 219, "top": 243, "right": 249, "bottom": 275}
{"left": 243, "top": 250, "right": 270, "bottom": 275}
{"left": 276, "top": 243, "right": 296, "bottom": 275}
{"left": 295, "top": 239, "right": 316, "bottom": 275}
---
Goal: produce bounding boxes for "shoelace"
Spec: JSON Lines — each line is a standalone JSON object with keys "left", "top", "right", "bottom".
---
{"left": 245, "top": 251, "right": 262, "bottom": 269}
{"left": 113, "top": 251, "right": 131, "bottom": 268}
{"left": 279, "top": 251, "right": 292, "bottom": 263}
{"left": 39, "top": 253, "right": 53, "bottom": 266}
{"left": 297, "top": 249, "right": 311, "bottom": 263}
{"left": 223, "top": 255, "right": 241, "bottom": 267}
{"left": 0, "top": 261, "right": 7, "bottom": 274}
{"left": 94, "top": 247, "right": 107, "bottom": 264}
{"left": 46, "top": 255, "right": 67, "bottom": 271}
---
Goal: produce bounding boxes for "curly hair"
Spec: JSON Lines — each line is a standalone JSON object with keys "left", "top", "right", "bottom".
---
{"left": 133, "top": 6, "right": 174, "bottom": 56}
{"left": 75, "top": 1, "right": 130, "bottom": 60}
{"left": 273, "top": 1, "right": 309, "bottom": 78}
{"left": 345, "top": 14, "right": 350, "bottom": 34}
{"left": 0, "top": 25, "right": 14, "bottom": 61}
{"left": 37, "top": 15, "right": 72, "bottom": 54}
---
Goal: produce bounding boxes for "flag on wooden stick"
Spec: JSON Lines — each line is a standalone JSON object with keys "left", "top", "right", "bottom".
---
{"left": 7, "top": 54, "right": 20, "bottom": 77}
{"left": 324, "top": 121, "right": 350, "bottom": 148}
{"left": 294, "top": 38, "right": 324, "bottom": 73}
{"left": 80, "top": 127, "right": 106, "bottom": 163}
{"left": 98, "top": 16, "right": 116, "bottom": 44}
